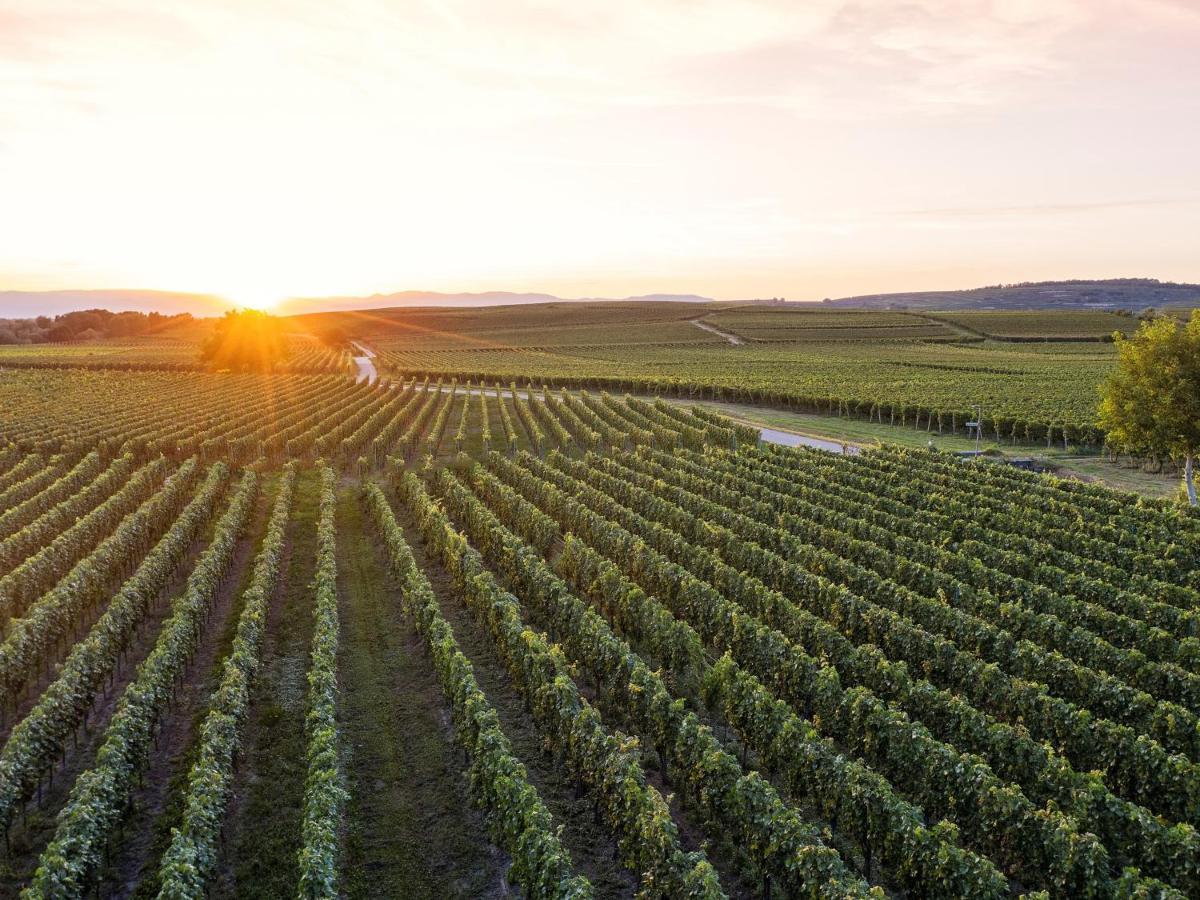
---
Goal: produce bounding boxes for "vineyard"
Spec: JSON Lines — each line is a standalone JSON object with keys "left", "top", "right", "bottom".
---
{"left": 1, "top": 301, "right": 1167, "bottom": 445}
{"left": 0, "top": 348, "right": 1195, "bottom": 899}
{"left": 0, "top": 333, "right": 352, "bottom": 376}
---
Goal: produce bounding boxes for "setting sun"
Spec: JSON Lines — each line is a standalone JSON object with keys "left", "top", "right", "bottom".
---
{"left": 221, "top": 287, "right": 282, "bottom": 312}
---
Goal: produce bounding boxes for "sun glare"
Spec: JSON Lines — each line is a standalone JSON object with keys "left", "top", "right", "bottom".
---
{"left": 222, "top": 287, "right": 281, "bottom": 312}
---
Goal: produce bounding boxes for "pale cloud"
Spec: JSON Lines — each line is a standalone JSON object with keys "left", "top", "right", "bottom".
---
{"left": 894, "top": 196, "right": 1200, "bottom": 218}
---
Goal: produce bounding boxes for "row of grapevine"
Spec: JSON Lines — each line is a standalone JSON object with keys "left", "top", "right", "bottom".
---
{"left": 363, "top": 481, "right": 592, "bottom": 898}
{"left": 579, "top": 393, "right": 654, "bottom": 448}
{"left": 393, "top": 468, "right": 726, "bottom": 898}
{"left": 477, "top": 385, "right": 493, "bottom": 451}
{"left": 619, "top": 395, "right": 708, "bottom": 448}
{"left": 335, "top": 379, "right": 411, "bottom": 464}
{"left": 588, "top": 448, "right": 1200, "bottom": 885}
{"left": 663, "top": 448, "right": 1200, "bottom": 723}
{"left": 363, "top": 381, "right": 428, "bottom": 464}
{"left": 0, "top": 455, "right": 49, "bottom": 496}
{"left": 0, "top": 443, "right": 26, "bottom": 482}
{"left": 560, "top": 392, "right": 624, "bottom": 448}
{"left": 434, "top": 464, "right": 967, "bottom": 897}
{"left": 859, "top": 445, "right": 1196, "bottom": 558}
{"left": 452, "top": 380, "right": 472, "bottom": 452}
{"left": 0, "top": 457, "right": 199, "bottom": 706}
{"left": 528, "top": 386, "right": 572, "bottom": 448}
{"left": 686, "top": 405, "right": 759, "bottom": 446}
{"left": 156, "top": 463, "right": 298, "bottom": 897}
{"left": 600, "top": 451, "right": 1200, "bottom": 883}
{"left": 0, "top": 452, "right": 103, "bottom": 543}
{"left": 0, "top": 366, "right": 745, "bottom": 473}
{"left": 424, "top": 380, "right": 458, "bottom": 457}
{"left": 485, "top": 451, "right": 1177, "bottom": 896}
{"left": 372, "top": 346, "right": 1107, "bottom": 444}
{"left": 597, "top": 394, "right": 681, "bottom": 450}
{"left": 637, "top": 447, "right": 1200, "bottom": 823}
{"left": 297, "top": 464, "right": 346, "bottom": 898}
{"left": 648, "top": 398, "right": 745, "bottom": 448}
{"left": 614, "top": 448, "right": 1200, "bottom": 790}
{"left": 494, "top": 386, "right": 519, "bottom": 451}
{"left": 508, "top": 383, "right": 546, "bottom": 454}
{"left": 543, "top": 391, "right": 600, "bottom": 451}
{"left": 0, "top": 456, "right": 68, "bottom": 520}
{"left": 759, "top": 444, "right": 1199, "bottom": 620}
{"left": 713, "top": 447, "right": 1200, "bottom": 670}
{"left": 24, "top": 470, "right": 259, "bottom": 896}
{"left": 394, "top": 380, "right": 443, "bottom": 459}
{"left": 312, "top": 381, "right": 395, "bottom": 460}
{"left": 465, "top": 464, "right": 1020, "bottom": 894}
{"left": 0, "top": 453, "right": 135, "bottom": 575}
{"left": 0, "top": 455, "right": 177, "bottom": 628}
{"left": 818, "top": 446, "right": 1194, "bottom": 590}
{"left": 0, "top": 463, "right": 230, "bottom": 835}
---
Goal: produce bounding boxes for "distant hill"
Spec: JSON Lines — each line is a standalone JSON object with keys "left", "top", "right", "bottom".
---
{"left": 826, "top": 279, "right": 1200, "bottom": 311}
{"left": 0, "top": 289, "right": 228, "bottom": 318}
{"left": 9, "top": 281, "right": 1196, "bottom": 319}
{"left": 0, "top": 288, "right": 716, "bottom": 318}
{"left": 276, "top": 291, "right": 714, "bottom": 314}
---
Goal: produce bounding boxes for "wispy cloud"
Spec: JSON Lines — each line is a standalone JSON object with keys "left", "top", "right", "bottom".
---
{"left": 894, "top": 196, "right": 1200, "bottom": 218}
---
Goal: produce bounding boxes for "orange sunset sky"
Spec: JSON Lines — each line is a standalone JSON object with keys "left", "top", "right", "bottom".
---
{"left": 1, "top": 0, "right": 1198, "bottom": 309}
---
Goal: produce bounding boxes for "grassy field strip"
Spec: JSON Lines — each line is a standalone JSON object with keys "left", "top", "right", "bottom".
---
{"left": 388, "top": 496, "right": 641, "bottom": 897}
{"left": 334, "top": 483, "right": 507, "bottom": 897}
{"left": 216, "top": 470, "right": 320, "bottom": 898}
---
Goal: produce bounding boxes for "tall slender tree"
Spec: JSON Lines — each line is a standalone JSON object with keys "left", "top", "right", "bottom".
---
{"left": 1099, "top": 310, "right": 1200, "bottom": 505}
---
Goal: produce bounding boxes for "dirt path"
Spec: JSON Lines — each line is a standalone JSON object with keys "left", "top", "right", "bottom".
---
{"left": 102, "top": 491, "right": 271, "bottom": 898}
{"left": 335, "top": 487, "right": 506, "bottom": 898}
{"left": 692, "top": 319, "right": 744, "bottom": 345}
{"left": 750, "top": 425, "right": 859, "bottom": 454}
{"left": 350, "top": 341, "right": 378, "bottom": 385}
{"left": 214, "top": 471, "right": 319, "bottom": 899}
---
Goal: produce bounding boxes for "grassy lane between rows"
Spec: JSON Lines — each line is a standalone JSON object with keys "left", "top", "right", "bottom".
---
{"left": 215, "top": 469, "right": 319, "bottom": 899}
{"left": 392, "top": 496, "right": 639, "bottom": 899}
{"left": 334, "top": 481, "right": 506, "bottom": 898}
{"left": 115, "top": 482, "right": 276, "bottom": 898}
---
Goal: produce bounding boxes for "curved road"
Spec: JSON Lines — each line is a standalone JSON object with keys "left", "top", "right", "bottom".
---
{"left": 350, "top": 340, "right": 378, "bottom": 384}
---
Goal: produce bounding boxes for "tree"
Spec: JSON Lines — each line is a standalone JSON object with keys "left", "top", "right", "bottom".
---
{"left": 47, "top": 324, "right": 77, "bottom": 342}
{"left": 200, "top": 309, "right": 288, "bottom": 372}
{"left": 1099, "top": 311, "right": 1200, "bottom": 505}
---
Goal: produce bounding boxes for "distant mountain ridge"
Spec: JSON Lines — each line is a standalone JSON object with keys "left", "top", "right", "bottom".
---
{"left": 826, "top": 278, "right": 1200, "bottom": 311}
{"left": 275, "top": 291, "right": 715, "bottom": 314}
{"left": 0, "top": 288, "right": 716, "bottom": 318}
{"left": 0, "top": 289, "right": 227, "bottom": 318}
{"left": 4, "top": 279, "right": 1197, "bottom": 319}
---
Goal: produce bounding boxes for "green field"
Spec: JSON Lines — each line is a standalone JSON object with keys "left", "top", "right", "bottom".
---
{"left": 928, "top": 309, "right": 1136, "bottom": 341}
{"left": 374, "top": 336, "right": 1115, "bottom": 439}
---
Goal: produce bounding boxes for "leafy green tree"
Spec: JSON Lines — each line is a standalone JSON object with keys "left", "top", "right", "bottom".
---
{"left": 200, "top": 308, "right": 288, "bottom": 371}
{"left": 1099, "top": 311, "right": 1200, "bottom": 505}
